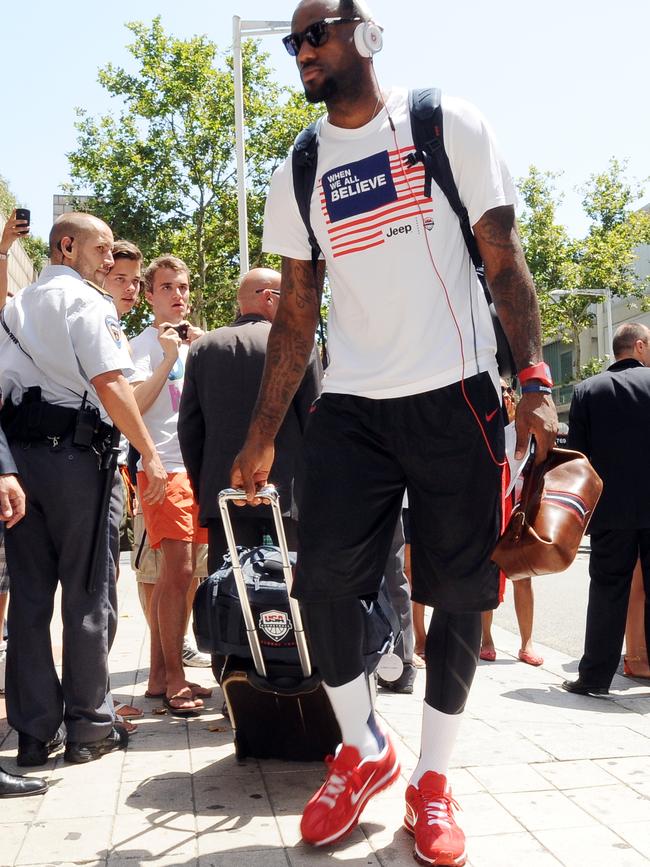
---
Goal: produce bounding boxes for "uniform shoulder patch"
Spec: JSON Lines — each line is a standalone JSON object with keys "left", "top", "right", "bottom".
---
{"left": 105, "top": 315, "right": 123, "bottom": 348}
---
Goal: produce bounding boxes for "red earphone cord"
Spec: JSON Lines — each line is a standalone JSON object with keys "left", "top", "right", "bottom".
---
{"left": 374, "top": 77, "right": 506, "bottom": 470}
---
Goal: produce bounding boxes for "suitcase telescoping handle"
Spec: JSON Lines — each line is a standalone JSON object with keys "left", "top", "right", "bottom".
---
{"left": 218, "top": 485, "right": 312, "bottom": 680}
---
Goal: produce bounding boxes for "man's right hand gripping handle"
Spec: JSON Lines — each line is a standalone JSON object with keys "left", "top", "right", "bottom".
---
{"left": 230, "top": 435, "right": 276, "bottom": 506}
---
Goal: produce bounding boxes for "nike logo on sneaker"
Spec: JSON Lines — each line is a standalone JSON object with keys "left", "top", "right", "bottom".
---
{"left": 485, "top": 408, "right": 498, "bottom": 422}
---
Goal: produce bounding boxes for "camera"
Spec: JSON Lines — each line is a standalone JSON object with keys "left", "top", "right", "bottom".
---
{"left": 172, "top": 323, "right": 189, "bottom": 340}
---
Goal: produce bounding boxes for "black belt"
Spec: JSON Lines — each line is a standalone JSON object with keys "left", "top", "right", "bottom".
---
{"left": 1, "top": 394, "right": 112, "bottom": 449}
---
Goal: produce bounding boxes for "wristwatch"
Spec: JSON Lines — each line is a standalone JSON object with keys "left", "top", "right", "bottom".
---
{"left": 518, "top": 362, "right": 553, "bottom": 388}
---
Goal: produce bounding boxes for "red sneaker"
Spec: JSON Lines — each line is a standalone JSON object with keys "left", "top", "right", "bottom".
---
{"left": 404, "top": 771, "right": 466, "bottom": 866}
{"left": 300, "top": 737, "right": 401, "bottom": 846}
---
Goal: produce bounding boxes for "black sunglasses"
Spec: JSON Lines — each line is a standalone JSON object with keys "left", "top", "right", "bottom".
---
{"left": 282, "top": 16, "right": 361, "bottom": 57}
{"left": 255, "top": 288, "right": 281, "bottom": 296}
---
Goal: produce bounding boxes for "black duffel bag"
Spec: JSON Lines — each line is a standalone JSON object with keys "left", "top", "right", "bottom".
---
{"left": 193, "top": 544, "right": 399, "bottom": 674}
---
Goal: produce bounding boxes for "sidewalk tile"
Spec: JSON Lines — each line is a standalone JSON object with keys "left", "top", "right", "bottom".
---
{"left": 193, "top": 773, "right": 272, "bottom": 814}
{"left": 610, "top": 823, "right": 650, "bottom": 859}
{"left": 595, "top": 755, "right": 650, "bottom": 788}
{"left": 533, "top": 824, "right": 648, "bottom": 866}
{"left": 15, "top": 816, "right": 112, "bottom": 865}
{"left": 565, "top": 783, "right": 650, "bottom": 825}
{"left": 1, "top": 822, "right": 29, "bottom": 866}
{"left": 195, "top": 813, "right": 283, "bottom": 853}
{"left": 466, "top": 832, "right": 562, "bottom": 866}
{"left": 533, "top": 759, "right": 619, "bottom": 790}
{"left": 116, "top": 773, "right": 195, "bottom": 816}
{"left": 493, "top": 789, "right": 598, "bottom": 831}
{"left": 36, "top": 779, "right": 120, "bottom": 820}
{"left": 285, "top": 836, "right": 380, "bottom": 865}
{"left": 461, "top": 792, "right": 525, "bottom": 836}
{"left": 111, "top": 813, "right": 197, "bottom": 860}
{"left": 515, "top": 722, "right": 650, "bottom": 761}
{"left": 468, "top": 763, "right": 553, "bottom": 794}
{"left": 199, "top": 852, "right": 287, "bottom": 867}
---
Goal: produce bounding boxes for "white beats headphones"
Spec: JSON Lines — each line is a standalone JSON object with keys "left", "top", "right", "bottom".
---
{"left": 353, "top": 19, "right": 384, "bottom": 57}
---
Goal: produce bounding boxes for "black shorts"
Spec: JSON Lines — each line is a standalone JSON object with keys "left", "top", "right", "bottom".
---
{"left": 294, "top": 372, "right": 504, "bottom": 613}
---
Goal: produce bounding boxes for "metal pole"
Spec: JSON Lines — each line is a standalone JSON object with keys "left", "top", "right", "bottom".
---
{"left": 233, "top": 15, "right": 249, "bottom": 276}
{"left": 605, "top": 289, "right": 614, "bottom": 359}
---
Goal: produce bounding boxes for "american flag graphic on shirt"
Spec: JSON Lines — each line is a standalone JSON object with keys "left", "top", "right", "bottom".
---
{"left": 319, "top": 145, "right": 433, "bottom": 259}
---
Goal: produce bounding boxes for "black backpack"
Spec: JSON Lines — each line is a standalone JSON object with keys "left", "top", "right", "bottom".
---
{"left": 291, "top": 86, "right": 514, "bottom": 379}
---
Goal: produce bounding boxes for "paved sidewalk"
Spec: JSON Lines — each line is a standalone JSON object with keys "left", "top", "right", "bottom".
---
{"left": 2, "top": 556, "right": 650, "bottom": 866}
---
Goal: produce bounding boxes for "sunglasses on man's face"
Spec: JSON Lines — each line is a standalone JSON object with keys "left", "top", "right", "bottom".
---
{"left": 255, "top": 288, "right": 281, "bottom": 296}
{"left": 282, "top": 16, "right": 361, "bottom": 57}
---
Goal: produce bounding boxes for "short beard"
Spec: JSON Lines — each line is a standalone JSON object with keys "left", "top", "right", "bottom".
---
{"left": 304, "top": 76, "right": 338, "bottom": 104}
{"left": 303, "top": 67, "right": 365, "bottom": 107}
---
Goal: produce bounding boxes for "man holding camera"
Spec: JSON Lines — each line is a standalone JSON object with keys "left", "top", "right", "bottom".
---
{"left": 0, "top": 212, "right": 167, "bottom": 765}
{"left": 129, "top": 255, "right": 209, "bottom": 714}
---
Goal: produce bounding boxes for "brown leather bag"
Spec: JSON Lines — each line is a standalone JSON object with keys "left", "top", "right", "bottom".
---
{"left": 492, "top": 448, "right": 602, "bottom": 580}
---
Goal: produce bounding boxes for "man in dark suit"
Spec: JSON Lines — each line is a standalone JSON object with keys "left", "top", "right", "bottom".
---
{"left": 178, "top": 268, "right": 321, "bottom": 572}
{"left": 564, "top": 322, "right": 650, "bottom": 695}
{"left": 0, "top": 420, "right": 48, "bottom": 797}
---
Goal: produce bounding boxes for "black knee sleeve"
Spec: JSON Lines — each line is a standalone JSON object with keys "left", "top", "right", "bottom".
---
{"left": 424, "top": 609, "right": 481, "bottom": 714}
{"left": 302, "top": 597, "right": 365, "bottom": 687}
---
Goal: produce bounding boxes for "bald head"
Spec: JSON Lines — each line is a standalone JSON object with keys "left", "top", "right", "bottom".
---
{"left": 48, "top": 212, "right": 114, "bottom": 284}
{"left": 238, "top": 268, "right": 282, "bottom": 321}
{"left": 49, "top": 212, "right": 111, "bottom": 257}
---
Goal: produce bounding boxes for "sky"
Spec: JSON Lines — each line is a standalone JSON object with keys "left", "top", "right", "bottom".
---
{"left": 2, "top": 0, "right": 648, "bottom": 244}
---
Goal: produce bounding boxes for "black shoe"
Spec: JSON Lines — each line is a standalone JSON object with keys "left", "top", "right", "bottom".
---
{"left": 561, "top": 678, "right": 609, "bottom": 696}
{"left": 0, "top": 766, "right": 48, "bottom": 798}
{"left": 17, "top": 727, "right": 64, "bottom": 768}
{"left": 377, "top": 662, "right": 417, "bottom": 695}
{"left": 64, "top": 724, "right": 129, "bottom": 764}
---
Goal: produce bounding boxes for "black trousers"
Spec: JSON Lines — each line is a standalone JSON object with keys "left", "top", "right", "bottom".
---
{"left": 5, "top": 437, "right": 114, "bottom": 743}
{"left": 579, "top": 528, "right": 650, "bottom": 688}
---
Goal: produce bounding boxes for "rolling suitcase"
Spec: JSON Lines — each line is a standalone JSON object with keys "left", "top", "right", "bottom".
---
{"left": 213, "top": 485, "right": 341, "bottom": 761}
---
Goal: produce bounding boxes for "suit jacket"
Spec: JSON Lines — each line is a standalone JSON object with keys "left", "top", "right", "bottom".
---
{"left": 0, "top": 421, "right": 17, "bottom": 476}
{"left": 178, "top": 314, "right": 321, "bottom": 524}
{"left": 568, "top": 358, "right": 650, "bottom": 531}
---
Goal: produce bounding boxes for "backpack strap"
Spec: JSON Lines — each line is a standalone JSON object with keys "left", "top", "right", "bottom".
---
{"left": 408, "top": 87, "right": 487, "bottom": 294}
{"left": 292, "top": 122, "right": 329, "bottom": 368}
{"left": 408, "top": 88, "right": 515, "bottom": 379}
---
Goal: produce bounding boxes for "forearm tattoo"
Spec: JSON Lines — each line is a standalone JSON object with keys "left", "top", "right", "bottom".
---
{"left": 251, "top": 259, "right": 323, "bottom": 439}
{"left": 475, "top": 207, "right": 542, "bottom": 370}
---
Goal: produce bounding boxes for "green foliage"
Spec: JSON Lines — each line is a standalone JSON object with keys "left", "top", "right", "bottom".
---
{"left": 0, "top": 175, "right": 48, "bottom": 270}
{"left": 518, "top": 160, "right": 650, "bottom": 376}
{"left": 578, "top": 356, "right": 608, "bottom": 380}
{"left": 67, "top": 18, "right": 319, "bottom": 333}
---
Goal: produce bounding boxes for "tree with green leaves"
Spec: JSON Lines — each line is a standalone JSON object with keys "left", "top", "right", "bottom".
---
{"left": 67, "top": 18, "right": 318, "bottom": 334}
{"left": 517, "top": 160, "right": 650, "bottom": 376}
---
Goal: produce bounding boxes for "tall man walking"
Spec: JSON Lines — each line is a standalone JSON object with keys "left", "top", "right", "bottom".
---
{"left": 232, "top": 2, "right": 557, "bottom": 864}
{"left": 564, "top": 322, "right": 650, "bottom": 696}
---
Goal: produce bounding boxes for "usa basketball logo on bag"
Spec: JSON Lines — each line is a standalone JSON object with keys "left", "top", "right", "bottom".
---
{"left": 259, "top": 610, "right": 293, "bottom": 643}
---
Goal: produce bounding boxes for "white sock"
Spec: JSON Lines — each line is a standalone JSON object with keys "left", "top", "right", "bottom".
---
{"left": 324, "top": 672, "right": 384, "bottom": 758}
{"left": 410, "top": 701, "right": 463, "bottom": 786}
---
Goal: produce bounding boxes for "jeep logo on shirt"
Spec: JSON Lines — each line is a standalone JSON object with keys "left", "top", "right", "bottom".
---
{"left": 323, "top": 151, "right": 397, "bottom": 223}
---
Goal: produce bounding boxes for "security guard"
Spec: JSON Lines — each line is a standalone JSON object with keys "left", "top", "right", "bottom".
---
{"left": 0, "top": 212, "right": 167, "bottom": 765}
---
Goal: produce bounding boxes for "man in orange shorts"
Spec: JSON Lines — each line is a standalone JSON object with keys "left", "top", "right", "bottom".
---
{"left": 130, "top": 255, "right": 209, "bottom": 715}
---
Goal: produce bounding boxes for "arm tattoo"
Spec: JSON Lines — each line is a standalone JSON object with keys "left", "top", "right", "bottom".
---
{"left": 250, "top": 258, "right": 323, "bottom": 440}
{"left": 474, "top": 206, "right": 542, "bottom": 371}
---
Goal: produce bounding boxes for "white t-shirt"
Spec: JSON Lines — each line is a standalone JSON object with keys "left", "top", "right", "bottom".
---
{"left": 0, "top": 265, "right": 133, "bottom": 420}
{"left": 129, "top": 325, "right": 187, "bottom": 472}
{"left": 263, "top": 88, "right": 515, "bottom": 399}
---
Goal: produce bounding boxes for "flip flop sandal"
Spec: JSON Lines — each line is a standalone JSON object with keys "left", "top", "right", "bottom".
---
{"left": 120, "top": 719, "right": 138, "bottom": 734}
{"left": 114, "top": 702, "right": 144, "bottom": 719}
{"left": 518, "top": 650, "right": 544, "bottom": 667}
{"left": 188, "top": 683, "right": 213, "bottom": 698}
{"left": 163, "top": 694, "right": 202, "bottom": 717}
{"left": 144, "top": 691, "right": 166, "bottom": 699}
{"left": 479, "top": 648, "right": 497, "bottom": 662}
